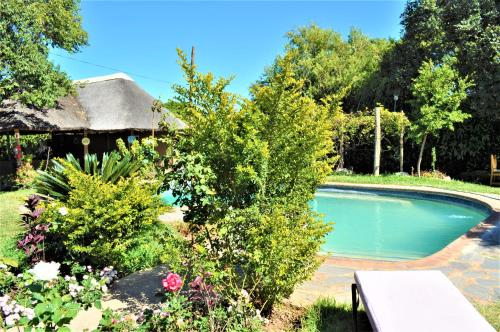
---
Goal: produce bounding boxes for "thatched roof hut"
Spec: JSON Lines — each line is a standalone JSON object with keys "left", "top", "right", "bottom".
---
{"left": 0, "top": 73, "right": 186, "bottom": 133}
{"left": 0, "top": 73, "right": 186, "bottom": 169}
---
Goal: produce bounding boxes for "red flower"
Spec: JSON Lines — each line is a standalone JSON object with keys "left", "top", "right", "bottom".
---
{"left": 162, "top": 273, "right": 183, "bottom": 292}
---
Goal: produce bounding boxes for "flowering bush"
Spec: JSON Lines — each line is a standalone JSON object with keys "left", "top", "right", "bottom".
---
{"left": 0, "top": 262, "right": 110, "bottom": 330}
{"left": 96, "top": 271, "right": 263, "bottom": 332}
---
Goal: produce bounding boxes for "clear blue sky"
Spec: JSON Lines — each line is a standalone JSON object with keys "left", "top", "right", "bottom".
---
{"left": 50, "top": 1, "right": 406, "bottom": 100}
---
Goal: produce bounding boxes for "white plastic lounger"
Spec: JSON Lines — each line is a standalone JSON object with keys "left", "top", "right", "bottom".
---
{"left": 351, "top": 270, "right": 495, "bottom": 332}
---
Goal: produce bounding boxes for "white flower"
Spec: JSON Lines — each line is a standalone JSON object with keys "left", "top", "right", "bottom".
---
{"left": 28, "top": 261, "right": 60, "bottom": 281}
{"left": 0, "top": 264, "right": 7, "bottom": 269}
{"left": 24, "top": 308, "right": 35, "bottom": 320}
{"left": 83, "top": 275, "right": 88, "bottom": 280}
{"left": 101, "top": 285, "right": 108, "bottom": 293}
{"left": 0, "top": 295, "right": 10, "bottom": 305}
{"left": 5, "top": 313, "right": 20, "bottom": 326}
{"left": 3, "top": 304, "right": 13, "bottom": 315}
{"left": 58, "top": 207, "right": 68, "bottom": 216}
{"left": 240, "top": 289, "right": 249, "bottom": 298}
{"left": 5, "top": 314, "right": 16, "bottom": 326}
{"left": 64, "top": 275, "right": 71, "bottom": 281}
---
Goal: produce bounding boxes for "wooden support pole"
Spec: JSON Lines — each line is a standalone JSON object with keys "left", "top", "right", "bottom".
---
{"left": 14, "top": 128, "right": 22, "bottom": 167}
{"left": 83, "top": 130, "right": 89, "bottom": 158}
{"left": 373, "top": 107, "right": 381, "bottom": 176}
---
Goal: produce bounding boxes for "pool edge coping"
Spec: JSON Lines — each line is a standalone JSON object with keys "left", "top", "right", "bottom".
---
{"left": 319, "top": 182, "right": 500, "bottom": 269}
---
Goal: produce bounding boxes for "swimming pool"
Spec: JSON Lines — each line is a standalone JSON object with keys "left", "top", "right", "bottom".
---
{"left": 315, "top": 187, "right": 491, "bottom": 261}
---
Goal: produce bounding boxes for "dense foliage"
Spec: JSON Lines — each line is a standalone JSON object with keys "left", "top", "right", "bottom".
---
{"left": 378, "top": 0, "right": 499, "bottom": 173}
{"left": 0, "top": 0, "right": 87, "bottom": 108}
{"left": 263, "top": 1, "right": 499, "bottom": 176}
{"left": 162, "top": 50, "right": 333, "bottom": 313}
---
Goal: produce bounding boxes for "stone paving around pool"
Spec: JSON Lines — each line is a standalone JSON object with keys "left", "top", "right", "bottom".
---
{"left": 289, "top": 234, "right": 500, "bottom": 307}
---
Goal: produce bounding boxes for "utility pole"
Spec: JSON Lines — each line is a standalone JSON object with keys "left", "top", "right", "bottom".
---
{"left": 191, "top": 46, "right": 195, "bottom": 69}
{"left": 189, "top": 46, "right": 195, "bottom": 104}
{"left": 373, "top": 107, "right": 381, "bottom": 176}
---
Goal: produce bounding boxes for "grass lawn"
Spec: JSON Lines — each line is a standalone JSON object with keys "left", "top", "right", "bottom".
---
{"left": 326, "top": 174, "right": 500, "bottom": 196}
{"left": 297, "top": 298, "right": 371, "bottom": 332}
{"left": 0, "top": 189, "right": 33, "bottom": 264}
{"left": 476, "top": 302, "right": 500, "bottom": 331}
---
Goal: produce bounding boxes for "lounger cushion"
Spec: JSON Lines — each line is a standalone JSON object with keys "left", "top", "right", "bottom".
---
{"left": 354, "top": 270, "right": 495, "bottom": 332}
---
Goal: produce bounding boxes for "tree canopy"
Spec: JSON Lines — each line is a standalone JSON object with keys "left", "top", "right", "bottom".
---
{"left": 0, "top": 0, "right": 88, "bottom": 108}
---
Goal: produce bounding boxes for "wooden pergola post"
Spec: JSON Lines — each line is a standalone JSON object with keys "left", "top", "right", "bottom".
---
{"left": 373, "top": 107, "right": 381, "bottom": 176}
{"left": 14, "top": 128, "right": 22, "bottom": 167}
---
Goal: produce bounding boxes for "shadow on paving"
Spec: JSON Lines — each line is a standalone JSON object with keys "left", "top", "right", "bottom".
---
{"left": 109, "top": 265, "right": 169, "bottom": 313}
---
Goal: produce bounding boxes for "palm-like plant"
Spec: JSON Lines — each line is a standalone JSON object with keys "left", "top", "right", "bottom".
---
{"left": 34, "top": 151, "right": 143, "bottom": 200}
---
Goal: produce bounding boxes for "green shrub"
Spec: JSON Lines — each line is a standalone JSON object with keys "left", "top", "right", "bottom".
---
{"left": 211, "top": 204, "right": 331, "bottom": 312}
{"left": 162, "top": 51, "right": 334, "bottom": 314}
{"left": 119, "top": 224, "right": 185, "bottom": 274}
{"left": 41, "top": 165, "right": 167, "bottom": 271}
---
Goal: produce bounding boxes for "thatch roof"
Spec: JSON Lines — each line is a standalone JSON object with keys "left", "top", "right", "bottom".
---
{"left": 0, "top": 73, "right": 186, "bottom": 133}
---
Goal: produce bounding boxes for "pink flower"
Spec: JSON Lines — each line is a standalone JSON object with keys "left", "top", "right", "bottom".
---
{"left": 162, "top": 273, "right": 183, "bottom": 292}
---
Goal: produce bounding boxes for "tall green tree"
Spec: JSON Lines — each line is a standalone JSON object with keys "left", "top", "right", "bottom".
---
{"left": 0, "top": 0, "right": 88, "bottom": 108}
{"left": 411, "top": 56, "right": 473, "bottom": 176}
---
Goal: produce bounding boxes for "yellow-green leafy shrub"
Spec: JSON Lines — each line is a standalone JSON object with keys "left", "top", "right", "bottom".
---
{"left": 42, "top": 166, "right": 167, "bottom": 271}
{"left": 15, "top": 163, "right": 38, "bottom": 188}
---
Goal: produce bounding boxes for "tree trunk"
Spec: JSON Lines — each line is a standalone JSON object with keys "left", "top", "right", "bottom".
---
{"left": 373, "top": 107, "right": 381, "bottom": 176}
{"left": 399, "top": 127, "right": 405, "bottom": 173}
{"left": 417, "top": 133, "right": 427, "bottom": 177}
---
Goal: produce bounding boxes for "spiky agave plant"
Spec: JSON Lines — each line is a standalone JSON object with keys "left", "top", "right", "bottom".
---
{"left": 34, "top": 151, "right": 143, "bottom": 200}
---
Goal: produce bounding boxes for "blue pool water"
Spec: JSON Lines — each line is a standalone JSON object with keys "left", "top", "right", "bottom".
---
{"left": 315, "top": 188, "right": 490, "bottom": 261}
{"left": 161, "top": 187, "right": 490, "bottom": 261}
{"left": 160, "top": 190, "right": 178, "bottom": 206}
